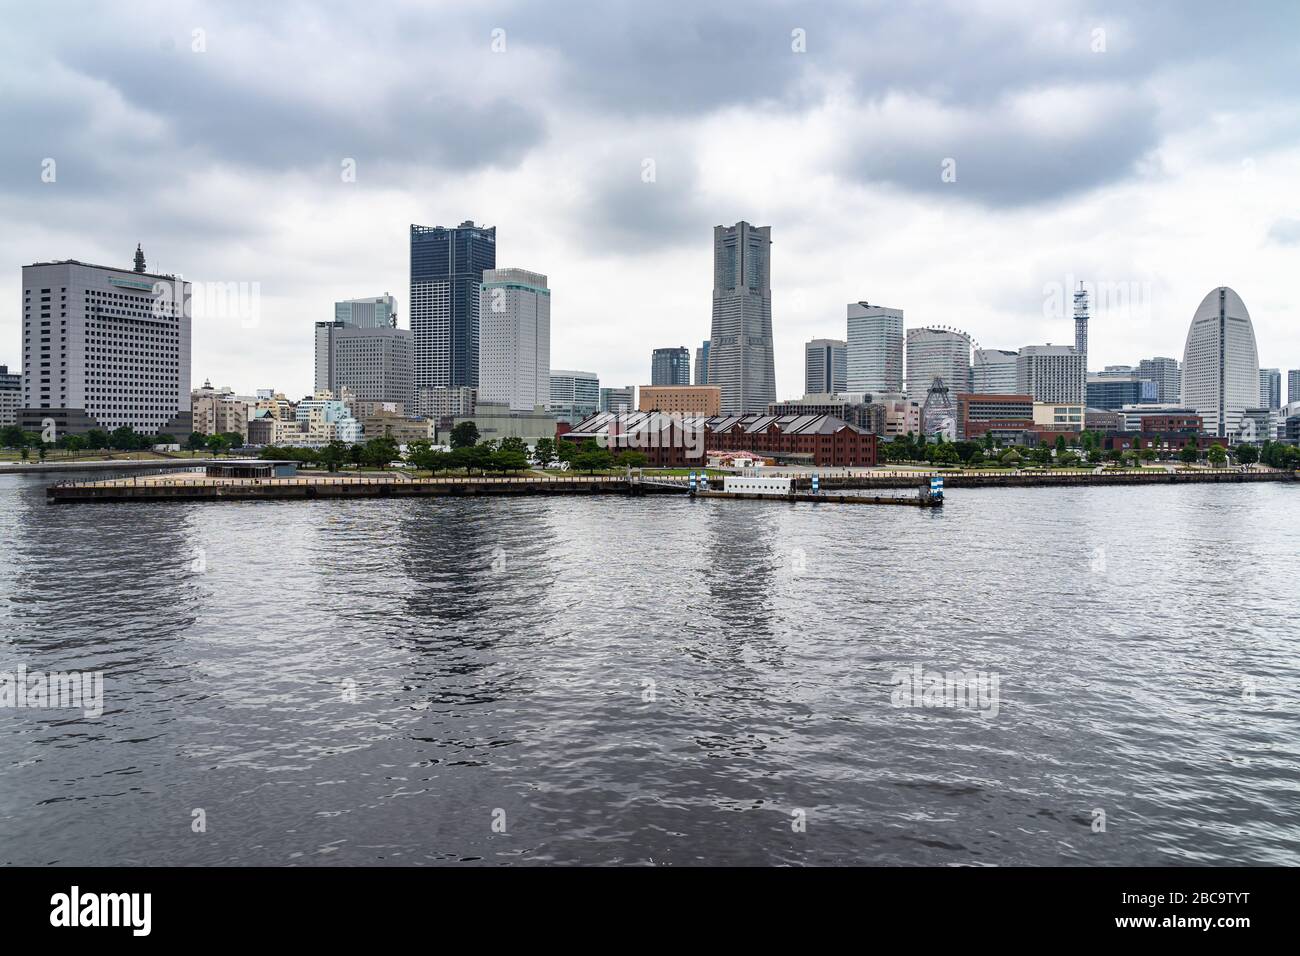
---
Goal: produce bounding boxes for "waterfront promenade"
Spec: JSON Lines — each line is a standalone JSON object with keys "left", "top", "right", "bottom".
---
{"left": 45, "top": 465, "right": 1294, "bottom": 503}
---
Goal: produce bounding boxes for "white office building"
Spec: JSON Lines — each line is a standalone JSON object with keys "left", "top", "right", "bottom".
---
{"left": 846, "top": 302, "right": 904, "bottom": 394}
{"left": 972, "top": 349, "right": 1019, "bottom": 394}
{"left": 1137, "top": 356, "right": 1181, "bottom": 404}
{"left": 19, "top": 252, "right": 191, "bottom": 436}
{"left": 478, "top": 268, "right": 550, "bottom": 413}
{"left": 804, "top": 338, "right": 847, "bottom": 395}
{"left": 335, "top": 294, "right": 397, "bottom": 329}
{"left": 1016, "top": 345, "right": 1086, "bottom": 405}
{"left": 549, "top": 370, "right": 599, "bottom": 423}
{"left": 1182, "top": 287, "right": 1260, "bottom": 439}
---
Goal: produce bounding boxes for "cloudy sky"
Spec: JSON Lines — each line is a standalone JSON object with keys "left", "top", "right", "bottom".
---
{"left": 4, "top": 0, "right": 1299, "bottom": 401}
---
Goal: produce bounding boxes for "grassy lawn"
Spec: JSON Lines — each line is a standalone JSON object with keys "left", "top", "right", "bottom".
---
{"left": 0, "top": 449, "right": 177, "bottom": 462}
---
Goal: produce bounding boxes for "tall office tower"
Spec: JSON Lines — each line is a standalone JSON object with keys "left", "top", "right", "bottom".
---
{"left": 651, "top": 347, "right": 691, "bottom": 386}
{"left": 478, "top": 268, "right": 550, "bottom": 412}
{"left": 694, "top": 341, "right": 710, "bottom": 385}
{"left": 600, "top": 386, "right": 636, "bottom": 414}
{"left": 1289, "top": 369, "right": 1300, "bottom": 405}
{"left": 1259, "top": 368, "right": 1281, "bottom": 409}
{"left": 19, "top": 253, "right": 191, "bottom": 436}
{"left": 314, "top": 321, "right": 414, "bottom": 407}
{"left": 335, "top": 294, "right": 397, "bottom": 329}
{"left": 1016, "top": 345, "right": 1086, "bottom": 404}
{"left": 0, "top": 364, "right": 21, "bottom": 426}
{"left": 410, "top": 221, "right": 496, "bottom": 393}
{"left": 549, "top": 370, "right": 600, "bottom": 423}
{"left": 1181, "top": 287, "right": 1259, "bottom": 438}
{"left": 845, "top": 302, "right": 904, "bottom": 393}
{"left": 972, "top": 349, "right": 1019, "bottom": 394}
{"left": 1138, "top": 356, "right": 1181, "bottom": 404}
{"left": 905, "top": 328, "right": 972, "bottom": 401}
{"left": 708, "top": 221, "right": 775, "bottom": 414}
{"left": 804, "top": 338, "right": 847, "bottom": 395}
{"left": 1073, "top": 283, "right": 1089, "bottom": 375}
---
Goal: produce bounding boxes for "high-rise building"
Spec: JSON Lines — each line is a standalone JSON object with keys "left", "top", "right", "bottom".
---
{"left": 1137, "top": 357, "right": 1181, "bottom": 404}
{"left": 1181, "top": 287, "right": 1259, "bottom": 439}
{"left": 600, "top": 386, "right": 636, "bottom": 414}
{"left": 410, "top": 221, "right": 496, "bottom": 393}
{"left": 314, "top": 322, "right": 414, "bottom": 408}
{"left": 708, "top": 222, "right": 775, "bottom": 414}
{"left": 335, "top": 294, "right": 397, "bottom": 329}
{"left": 1289, "top": 369, "right": 1300, "bottom": 405}
{"left": 845, "top": 302, "right": 904, "bottom": 394}
{"left": 18, "top": 254, "right": 191, "bottom": 436}
{"left": 651, "top": 347, "right": 691, "bottom": 386}
{"left": 1073, "top": 283, "right": 1089, "bottom": 373}
{"left": 0, "top": 364, "right": 22, "bottom": 426}
{"left": 478, "top": 268, "right": 550, "bottom": 412}
{"left": 804, "top": 338, "right": 847, "bottom": 395}
{"left": 1016, "top": 345, "right": 1086, "bottom": 405}
{"left": 694, "top": 341, "right": 710, "bottom": 385}
{"left": 972, "top": 349, "right": 1019, "bottom": 394}
{"left": 549, "top": 370, "right": 600, "bottom": 423}
{"left": 905, "top": 328, "right": 971, "bottom": 401}
{"left": 1259, "top": 368, "right": 1281, "bottom": 409}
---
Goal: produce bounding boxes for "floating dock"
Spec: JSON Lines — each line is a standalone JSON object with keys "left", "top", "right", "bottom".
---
{"left": 694, "top": 489, "right": 940, "bottom": 507}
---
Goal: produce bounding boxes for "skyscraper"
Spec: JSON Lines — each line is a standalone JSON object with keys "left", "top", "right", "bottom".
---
{"left": 1137, "top": 356, "right": 1181, "bottom": 404}
{"left": 846, "top": 302, "right": 904, "bottom": 394}
{"left": 694, "top": 341, "right": 710, "bottom": 385}
{"left": 906, "top": 328, "right": 972, "bottom": 402}
{"left": 804, "top": 338, "right": 847, "bottom": 395}
{"left": 651, "top": 347, "right": 691, "bottom": 386}
{"left": 1073, "top": 283, "right": 1089, "bottom": 372}
{"left": 335, "top": 294, "right": 397, "bottom": 329}
{"left": 1289, "top": 369, "right": 1300, "bottom": 405}
{"left": 19, "top": 254, "right": 191, "bottom": 435}
{"left": 1259, "top": 368, "right": 1281, "bottom": 409}
{"left": 313, "top": 322, "right": 413, "bottom": 407}
{"left": 478, "top": 268, "right": 550, "bottom": 412}
{"left": 1181, "top": 287, "right": 1259, "bottom": 438}
{"left": 410, "top": 221, "right": 496, "bottom": 393}
{"left": 972, "top": 349, "right": 1019, "bottom": 394}
{"left": 708, "top": 222, "right": 775, "bottom": 414}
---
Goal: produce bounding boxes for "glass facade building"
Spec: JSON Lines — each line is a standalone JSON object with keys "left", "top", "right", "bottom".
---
{"left": 410, "top": 221, "right": 496, "bottom": 392}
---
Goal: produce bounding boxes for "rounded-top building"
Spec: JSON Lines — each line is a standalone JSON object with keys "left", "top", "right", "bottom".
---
{"left": 1181, "top": 287, "right": 1259, "bottom": 439}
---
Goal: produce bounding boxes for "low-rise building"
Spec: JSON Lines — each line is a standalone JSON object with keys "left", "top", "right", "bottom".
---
{"left": 364, "top": 412, "right": 434, "bottom": 444}
{"left": 450, "top": 402, "right": 557, "bottom": 446}
{"left": 1033, "top": 402, "right": 1084, "bottom": 432}
{"left": 638, "top": 385, "right": 722, "bottom": 416}
{"left": 956, "top": 393, "right": 1034, "bottom": 441}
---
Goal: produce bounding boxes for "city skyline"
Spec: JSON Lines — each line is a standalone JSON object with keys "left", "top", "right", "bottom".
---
{"left": 3, "top": 3, "right": 1297, "bottom": 400}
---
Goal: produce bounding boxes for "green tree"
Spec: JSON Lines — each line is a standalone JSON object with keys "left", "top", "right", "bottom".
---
{"left": 1179, "top": 440, "right": 1199, "bottom": 464}
{"left": 349, "top": 443, "right": 365, "bottom": 469}
{"left": 363, "top": 437, "right": 400, "bottom": 469}
{"left": 1207, "top": 443, "right": 1227, "bottom": 467}
{"left": 573, "top": 448, "right": 613, "bottom": 473}
{"left": 618, "top": 450, "right": 649, "bottom": 469}
{"left": 205, "top": 433, "right": 232, "bottom": 457}
{"left": 499, "top": 436, "right": 529, "bottom": 457}
{"left": 1055, "top": 434, "right": 1067, "bottom": 457}
{"left": 84, "top": 429, "right": 109, "bottom": 451}
{"left": 1235, "top": 444, "right": 1259, "bottom": 465}
{"left": 109, "top": 426, "right": 141, "bottom": 451}
{"left": 1000, "top": 449, "right": 1021, "bottom": 466}
{"left": 492, "top": 448, "right": 531, "bottom": 473}
{"left": 319, "top": 440, "right": 348, "bottom": 472}
{"left": 1087, "top": 449, "right": 1102, "bottom": 464}
{"left": 449, "top": 421, "right": 480, "bottom": 449}
{"left": 1, "top": 425, "right": 25, "bottom": 448}
{"left": 533, "top": 437, "right": 556, "bottom": 469}
{"left": 39, "top": 444, "right": 48, "bottom": 462}
{"left": 186, "top": 431, "right": 208, "bottom": 452}
{"left": 982, "top": 430, "right": 994, "bottom": 453}
{"left": 555, "top": 438, "right": 577, "bottom": 464}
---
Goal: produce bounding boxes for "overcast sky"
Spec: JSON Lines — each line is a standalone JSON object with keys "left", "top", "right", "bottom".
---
{"left": 4, "top": 0, "right": 1299, "bottom": 401}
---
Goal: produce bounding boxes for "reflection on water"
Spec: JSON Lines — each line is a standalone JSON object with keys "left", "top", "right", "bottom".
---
{"left": 1, "top": 472, "right": 1298, "bottom": 865}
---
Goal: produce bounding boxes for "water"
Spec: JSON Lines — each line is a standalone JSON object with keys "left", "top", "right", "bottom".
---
{"left": 2, "top": 472, "right": 1298, "bottom": 866}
